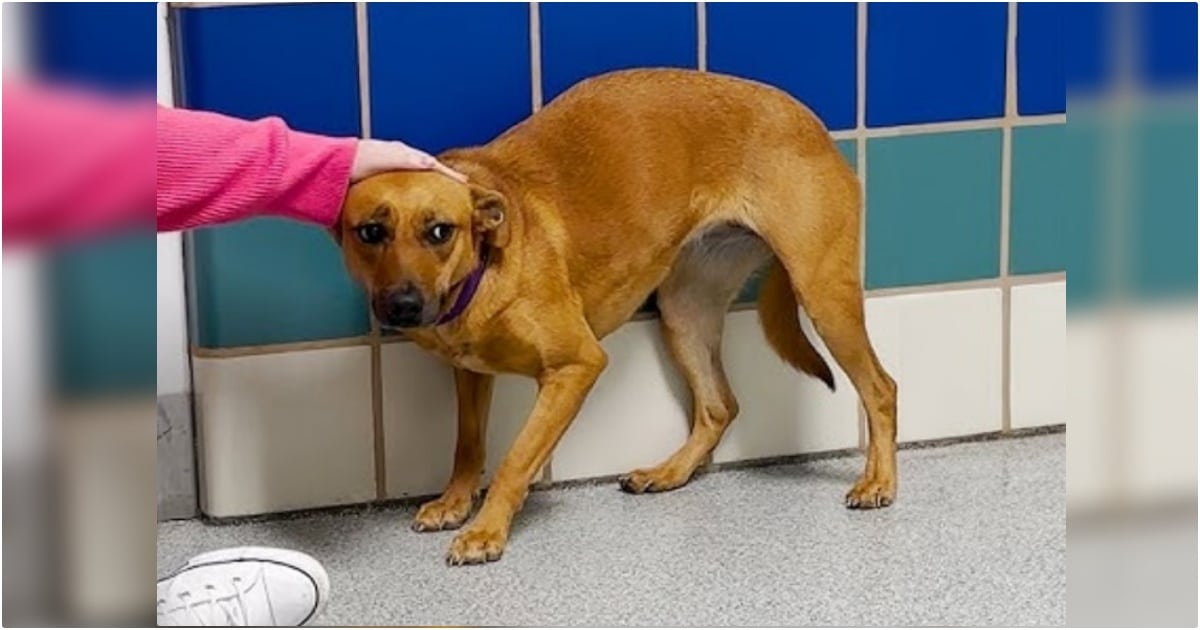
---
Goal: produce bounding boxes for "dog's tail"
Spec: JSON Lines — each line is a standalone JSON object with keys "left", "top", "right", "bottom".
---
{"left": 756, "top": 259, "right": 836, "bottom": 391}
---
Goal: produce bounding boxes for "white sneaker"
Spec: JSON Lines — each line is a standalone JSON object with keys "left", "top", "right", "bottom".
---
{"left": 157, "top": 547, "right": 330, "bottom": 626}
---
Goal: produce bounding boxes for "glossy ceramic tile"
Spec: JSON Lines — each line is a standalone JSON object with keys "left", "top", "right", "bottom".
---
{"left": 865, "top": 288, "right": 1003, "bottom": 442}
{"left": 866, "top": 130, "right": 1003, "bottom": 288}
{"left": 1010, "top": 281, "right": 1066, "bottom": 429}
{"left": 193, "top": 347, "right": 376, "bottom": 517}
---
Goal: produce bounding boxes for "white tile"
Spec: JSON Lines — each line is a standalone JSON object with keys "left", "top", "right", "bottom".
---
{"left": 714, "top": 310, "right": 860, "bottom": 463}
{"left": 1124, "top": 304, "right": 1198, "bottom": 501}
{"left": 551, "top": 320, "right": 691, "bottom": 481}
{"left": 193, "top": 347, "right": 375, "bottom": 517}
{"left": 381, "top": 344, "right": 535, "bottom": 499}
{"left": 1064, "top": 304, "right": 1198, "bottom": 510}
{"left": 865, "top": 288, "right": 1003, "bottom": 442}
{"left": 1010, "top": 282, "right": 1066, "bottom": 428}
{"left": 1064, "top": 312, "right": 1115, "bottom": 509}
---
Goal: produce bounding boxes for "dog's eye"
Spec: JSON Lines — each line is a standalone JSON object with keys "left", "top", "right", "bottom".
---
{"left": 355, "top": 223, "right": 387, "bottom": 245}
{"left": 425, "top": 223, "right": 455, "bottom": 245}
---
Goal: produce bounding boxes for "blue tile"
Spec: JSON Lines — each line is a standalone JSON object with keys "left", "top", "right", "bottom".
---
{"left": 867, "top": 4, "right": 1007, "bottom": 126}
{"left": 708, "top": 3, "right": 856, "bottom": 130}
{"left": 369, "top": 3, "right": 531, "bottom": 153}
{"left": 866, "top": 130, "right": 1003, "bottom": 288}
{"left": 1062, "top": 3, "right": 1112, "bottom": 96}
{"left": 31, "top": 2, "right": 156, "bottom": 94}
{"left": 178, "top": 4, "right": 369, "bottom": 347}
{"left": 1138, "top": 3, "right": 1198, "bottom": 91}
{"left": 1017, "top": 3, "right": 1065, "bottom": 115}
{"left": 540, "top": 3, "right": 697, "bottom": 102}
{"left": 178, "top": 4, "right": 360, "bottom": 136}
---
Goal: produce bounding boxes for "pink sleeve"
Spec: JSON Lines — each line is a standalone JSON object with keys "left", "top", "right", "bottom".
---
{"left": 156, "top": 105, "right": 358, "bottom": 232}
{"left": 1, "top": 80, "right": 357, "bottom": 246}
{"left": 2, "top": 81, "right": 156, "bottom": 245}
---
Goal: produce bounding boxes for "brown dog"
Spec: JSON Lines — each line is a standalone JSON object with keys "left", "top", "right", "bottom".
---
{"left": 336, "top": 69, "right": 897, "bottom": 565}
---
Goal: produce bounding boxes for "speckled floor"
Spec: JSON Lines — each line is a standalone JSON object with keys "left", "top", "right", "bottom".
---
{"left": 158, "top": 432, "right": 1065, "bottom": 626}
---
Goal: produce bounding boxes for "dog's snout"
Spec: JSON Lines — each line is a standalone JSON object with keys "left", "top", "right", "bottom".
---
{"left": 377, "top": 287, "right": 425, "bottom": 328}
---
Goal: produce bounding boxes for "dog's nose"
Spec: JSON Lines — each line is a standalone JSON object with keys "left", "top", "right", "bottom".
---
{"left": 378, "top": 288, "right": 425, "bottom": 328}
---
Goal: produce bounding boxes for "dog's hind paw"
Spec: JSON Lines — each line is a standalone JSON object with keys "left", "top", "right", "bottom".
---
{"left": 617, "top": 466, "right": 693, "bottom": 494}
{"left": 412, "top": 493, "right": 473, "bottom": 532}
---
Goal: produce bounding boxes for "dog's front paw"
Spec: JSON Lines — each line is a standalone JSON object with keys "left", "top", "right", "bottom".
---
{"left": 446, "top": 524, "right": 507, "bottom": 566}
{"left": 412, "top": 492, "right": 474, "bottom": 532}
{"left": 844, "top": 474, "right": 896, "bottom": 509}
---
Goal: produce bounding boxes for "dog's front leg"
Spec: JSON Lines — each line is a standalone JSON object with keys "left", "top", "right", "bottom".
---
{"left": 446, "top": 346, "right": 607, "bottom": 565}
{"left": 413, "top": 369, "right": 493, "bottom": 532}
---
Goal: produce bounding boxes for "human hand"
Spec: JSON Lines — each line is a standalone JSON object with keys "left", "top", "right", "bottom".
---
{"left": 350, "top": 139, "right": 468, "bottom": 184}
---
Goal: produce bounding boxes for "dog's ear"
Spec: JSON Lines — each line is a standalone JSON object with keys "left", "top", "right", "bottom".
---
{"left": 471, "top": 186, "right": 511, "bottom": 248}
{"left": 328, "top": 221, "right": 343, "bottom": 246}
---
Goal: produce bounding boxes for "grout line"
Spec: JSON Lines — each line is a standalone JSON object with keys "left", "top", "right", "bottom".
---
{"left": 1106, "top": 3, "right": 1136, "bottom": 503}
{"left": 1012, "top": 113, "right": 1066, "bottom": 127}
{"left": 866, "top": 281, "right": 1006, "bottom": 298}
{"left": 855, "top": 2, "right": 868, "bottom": 451}
{"left": 828, "top": 114, "right": 1065, "bottom": 142}
{"left": 864, "top": 272, "right": 1065, "bottom": 299}
{"left": 999, "top": 2, "right": 1018, "bottom": 433}
{"left": 371, "top": 338, "right": 386, "bottom": 499}
{"left": 529, "top": 2, "right": 543, "bottom": 113}
{"left": 530, "top": 0, "right": 550, "bottom": 485}
{"left": 354, "top": 2, "right": 372, "bottom": 140}
{"left": 868, "top": 280, "right": 1008, "bottom": 299}
{"left": 191, "top": 336, "right": 373, "bottom": 358}
{"left": 191, "top": 274, "right": 1066, "bottom": 358}
{"left": 863, "top": 114, "right": 1063, "bottom": 139}
{"left": 696, "top": 2, "right": 707, "bottom": 72}
{"left": 169, "top": 1, "right": 298, "bottom": 6}
{"left": 357, "top": 0, "right": 386, "bottom": 498}
{"left": 1007, "top": 271, "right": 1067, "bottom": 286}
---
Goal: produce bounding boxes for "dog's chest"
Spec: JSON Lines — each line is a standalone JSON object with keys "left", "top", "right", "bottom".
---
{"left": 452, "top": 350, "right": 497, "bottom": 374}
{"left": 417, "top": 335, "right": 501, "bottom": 374}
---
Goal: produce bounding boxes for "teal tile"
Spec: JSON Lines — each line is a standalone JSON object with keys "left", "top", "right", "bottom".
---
{"left": 837, "top": 139, "right": 858, "bottom": 172}
{"left": 50, "top": 230, "right": 156, "bottom": 397}
{"left": 866, "top": 130, "right": 1003, "bottom": 288}
{"left": 1011, "top": 124, "right": 1066, "bottom": 275}
{"left": 1059, "top": 113, "right": 1108, "bottom": 308}
{"left": 1130, "top": 98, "right": 1197, "bottom": 299}
{"left": 735, "top": 271, "right": 766, "bottom": 305}
{"left": 191, "top": 219, "right": 369, "bottom": 348}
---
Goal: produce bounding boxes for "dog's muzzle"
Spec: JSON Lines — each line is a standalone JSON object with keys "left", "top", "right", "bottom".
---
{"left": 375, "top": 286, "right": 426, "bottom": 329}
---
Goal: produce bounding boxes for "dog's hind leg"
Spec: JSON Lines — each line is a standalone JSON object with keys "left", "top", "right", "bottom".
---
{"left": 618, "top": 227, "right": 770, "bottom": 494}
{"left": 751, "top": 156, "right": 899, "bottom": 508}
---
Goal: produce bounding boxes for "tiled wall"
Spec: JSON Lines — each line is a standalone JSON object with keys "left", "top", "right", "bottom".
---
{"left": 28, "top": 3, "right": 159, "bottom": 401}
{"left": 168, "top": 2, "right": 1082, "bottom": 517}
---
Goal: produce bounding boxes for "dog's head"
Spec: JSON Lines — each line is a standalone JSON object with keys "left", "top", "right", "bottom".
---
{"left": 335, "top": 171, "right": 509, "bottom": 329}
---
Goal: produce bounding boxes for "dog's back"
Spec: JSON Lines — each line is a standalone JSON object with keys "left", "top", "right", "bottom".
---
{"left": 447, "top": 68, "right": 856, "bottom": 337}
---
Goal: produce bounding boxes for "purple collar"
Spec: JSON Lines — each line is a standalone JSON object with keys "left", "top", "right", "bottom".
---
{"left": 436, "top": 246, "right": 490, "bottom": 325}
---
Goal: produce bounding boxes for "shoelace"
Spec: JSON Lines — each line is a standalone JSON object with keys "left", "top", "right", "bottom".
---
{"left": 160, "top": 571, "right": 273, "bottom": 626}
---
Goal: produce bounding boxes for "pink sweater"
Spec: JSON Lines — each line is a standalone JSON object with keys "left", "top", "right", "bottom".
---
{"left": 2, "top": 81, "right": 356, "bottom": 245}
